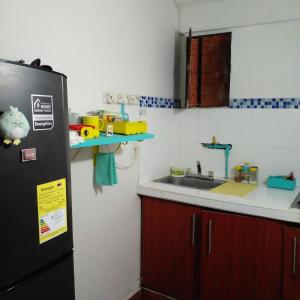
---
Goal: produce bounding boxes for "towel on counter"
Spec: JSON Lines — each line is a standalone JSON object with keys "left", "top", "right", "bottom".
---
{"left": 95, "top": 152, "right": 118, "bottom": 186}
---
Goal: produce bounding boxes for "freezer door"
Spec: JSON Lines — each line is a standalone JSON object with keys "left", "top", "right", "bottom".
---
{"left": 0, "top": 61, "right": 73, "bottom": 290}
{"left": 0, "top": 253, "right": 75, "bottom": 300}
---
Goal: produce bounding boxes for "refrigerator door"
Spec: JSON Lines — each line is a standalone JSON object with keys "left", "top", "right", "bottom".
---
{"left": 0, "top": 253, "right": 75, "bottom": 300}
{"left": 0, "top": 61, "right": 73, "bottom": 290}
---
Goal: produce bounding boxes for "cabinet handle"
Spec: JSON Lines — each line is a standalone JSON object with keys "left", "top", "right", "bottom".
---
{"left": 208, "top": 220, "right": 212, "bottom": 255}
{"left": 192, "top": 214, "right": 196, "bottom": 247}
{"left": 293, "top": 237, "right": 297, "bottom": 277}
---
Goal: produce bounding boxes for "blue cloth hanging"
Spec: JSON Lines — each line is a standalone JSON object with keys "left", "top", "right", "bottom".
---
{"left": 95, "top": 153, "right": 118, "bottom": 186}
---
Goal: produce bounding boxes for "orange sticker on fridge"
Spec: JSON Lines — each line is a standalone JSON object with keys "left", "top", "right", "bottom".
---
{"left": 37, "top": 178, "right": 68, "bottom": 244}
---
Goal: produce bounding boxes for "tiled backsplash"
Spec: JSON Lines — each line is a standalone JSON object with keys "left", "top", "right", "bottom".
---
{"left": 230, "top": 98, "right": 300, "bottom": 109}
{"left": 139, "top": 108, "right": 300, "bottom": 185}
{"left": 139, "top": 96, "right": 180, "bottom": 108}
{"left": 139, "top": 96, "right": 300, "bottom": 109}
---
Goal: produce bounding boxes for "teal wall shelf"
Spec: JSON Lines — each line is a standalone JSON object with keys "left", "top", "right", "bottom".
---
{"left": 70, "top": 133, "right": 154, "bottom": 149}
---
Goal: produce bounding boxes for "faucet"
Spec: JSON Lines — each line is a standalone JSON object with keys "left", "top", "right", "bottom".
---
{"left": 186, "top": 161, "right": 214, "bottom": 181}
{"left": 201, "top": 137, "right": 232, "bottom": 179}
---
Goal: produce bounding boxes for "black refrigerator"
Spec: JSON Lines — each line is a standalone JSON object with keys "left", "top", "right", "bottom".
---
{"left": 0, "top": 59, "right": 75, "bottom": 299}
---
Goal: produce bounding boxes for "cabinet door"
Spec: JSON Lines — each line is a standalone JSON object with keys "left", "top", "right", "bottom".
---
{"left": 283, "top": 226, "right": 300, "bottom": 300}
{"left": 142, "top": 288, "right": 174, "bottom": 300}
{"left": 200, "top": 210, "right": 282, "bottom": 300}
{"left": 141, "top": 197, "right": 201, "bottom": 300}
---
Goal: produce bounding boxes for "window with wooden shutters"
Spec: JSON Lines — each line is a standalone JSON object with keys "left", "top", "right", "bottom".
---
{"left": 187, "top": 32, "right": 231, "bottom": 108}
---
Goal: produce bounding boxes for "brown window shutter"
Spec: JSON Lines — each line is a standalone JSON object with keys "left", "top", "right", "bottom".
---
{"left": 200, "top": 33, "right": 231, "bottom": 107}
{"left": 187, "top": 37, "right": 201, "bottom": 108}
{"left": 186, "top": 32, "right": 231, "bottom": 108}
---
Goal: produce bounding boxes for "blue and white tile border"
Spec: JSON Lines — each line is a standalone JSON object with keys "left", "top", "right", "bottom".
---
{"left": 139, "top": 96, "right": 180, "bottom": 108}
{"left": 139, "top": 96, "right": 300, "bottom": 109}
{"left": 229, "top": 98, "right": 300, "bottom": 109}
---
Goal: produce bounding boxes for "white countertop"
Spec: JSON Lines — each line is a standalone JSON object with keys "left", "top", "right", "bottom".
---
{"left": 138, "top": 180, "right": 300, "bottom": 223}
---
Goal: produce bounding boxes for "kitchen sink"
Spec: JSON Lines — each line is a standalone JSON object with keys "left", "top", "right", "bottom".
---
{"left": 291, "top": 192, "right": 300, "bottom": 209}
{"left": 154, "top": 176, "right": 225, "bottom": 190}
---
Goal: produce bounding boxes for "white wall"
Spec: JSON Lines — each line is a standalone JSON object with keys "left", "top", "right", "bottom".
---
{"left": 178, "top": 0, "right": 300, "bottom": 32}
{"left": 0, "top": 1, "right": 178, "bottom": 299}
{"left": 230, "top": 21, "right": 300, "bottom": 98}
{"left": 172, "top": 1, "right": 300, "bottom": 184}
{"left": 139, "top": 108, "right": 179, "bottom": 183}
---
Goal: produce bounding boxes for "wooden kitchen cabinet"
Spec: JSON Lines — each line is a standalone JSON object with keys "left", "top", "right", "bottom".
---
{"left": 200, "top": 210, "right": 283, "bottom": 300}
{"left": 141, "top": 196, "right": 201, "bottom": 300}
{"left": 141, "top": 196, "right": 286, "bottom": 300}
{"left": 142, "top": 289, "right": 173, "bottom": 300}
{"left": 282, "top": 226, "right": 300, "bottom": 300}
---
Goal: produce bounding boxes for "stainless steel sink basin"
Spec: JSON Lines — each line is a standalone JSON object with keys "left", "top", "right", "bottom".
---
{"left": 154, "top": 176, "right": 225, "bottom": 190}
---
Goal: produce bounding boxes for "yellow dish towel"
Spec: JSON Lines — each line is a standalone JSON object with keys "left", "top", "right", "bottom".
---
{"left": 210, "top": 182, "right": 257, "bottom": 197}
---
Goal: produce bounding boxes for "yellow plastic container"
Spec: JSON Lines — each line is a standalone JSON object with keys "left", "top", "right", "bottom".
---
{"left": 101, "top": 121, "right": 147, "bottom": 135}
{"left": 82, "top": 115, "right": 105, "bottom": 138}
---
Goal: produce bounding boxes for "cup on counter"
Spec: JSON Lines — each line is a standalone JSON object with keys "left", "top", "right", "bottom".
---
{"left": 82, "top": 115, "right": 104, "bottom": 138}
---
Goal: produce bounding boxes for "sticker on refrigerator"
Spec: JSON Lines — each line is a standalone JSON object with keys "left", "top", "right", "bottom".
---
{"left": 37, "top": 178, "right": 68, "bottom": 244}
{"left": 31, "top": 94, "right": 54, "bottom": 131}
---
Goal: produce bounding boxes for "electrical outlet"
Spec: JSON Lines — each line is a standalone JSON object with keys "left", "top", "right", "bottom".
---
{"left": 124, "top": 95, "right": 130, "bottom": 104}
{"left": 127, "top": 95, "right": 134, "bottom": 105}
{"left": 104, "top": 92, "right": 139, "bottom": 105}
{"left": 128, "top": 95, "right": 140, "bottom": 105}
{"left": 116, "top": 94, "right": 129, "bottom": 104}
{"left": 116, "top": 94, "right": 122, "bottom": 104}
{"left": 112, "top": 94, "right": 119, "bottom": 104}
{"left": 132, "top": 95, "right": 140, "bottom": 105}
{"left": 103, "top": 92, "right": 114, "bottom": 104}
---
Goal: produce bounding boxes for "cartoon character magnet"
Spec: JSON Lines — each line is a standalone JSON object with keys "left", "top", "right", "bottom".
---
{"left": 0, "top": 106, "right": 30, "bottom": 145}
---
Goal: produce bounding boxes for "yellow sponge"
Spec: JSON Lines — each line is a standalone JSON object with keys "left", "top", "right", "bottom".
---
{"left": 101, "top": 121, "right": 148, "bottom": 135}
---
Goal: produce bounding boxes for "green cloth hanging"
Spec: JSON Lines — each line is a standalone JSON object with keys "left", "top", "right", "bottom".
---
{"left": 95, "top": 153, "right": 118, "bottom": 186}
